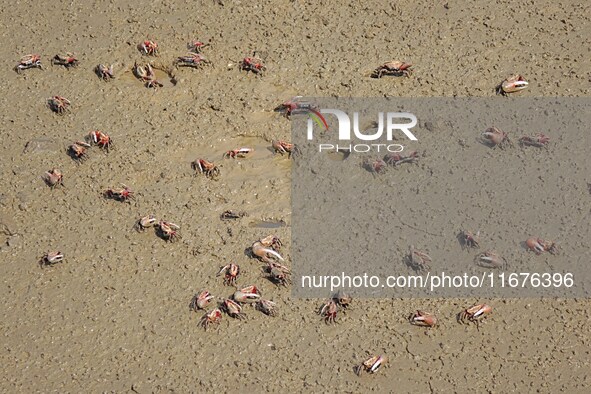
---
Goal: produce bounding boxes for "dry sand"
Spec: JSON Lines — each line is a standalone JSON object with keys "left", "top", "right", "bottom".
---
{"left": 1, "top": 0, "right": 590, "bottom": 392}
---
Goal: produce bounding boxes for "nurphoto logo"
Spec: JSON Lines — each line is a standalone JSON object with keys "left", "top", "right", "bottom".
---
{"left": 306, "top": 107, "right": 418, "bottom": 153}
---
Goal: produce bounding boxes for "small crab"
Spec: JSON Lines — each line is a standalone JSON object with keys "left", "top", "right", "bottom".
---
{"left": 191, "top": 159, "right": 220, "bottom": 179}
{"left": 264, "top": 265, "right": 291, "bottom": 287}
{"left": 525, "top": 237, "right": 559, "bottom": 255}
{"left": 482, "top": 126, "right": 512, "bottom": 149}
{"left": 274, "top": 96, "right": 320, "bottom": 119}
{"left": 372, "top": 60, "right": 412, "bottom": 78}
{"left": 135, "top": 215, "right": 156, "bottom": 232}
{"left": 190, "top": 290, "right": 215, "bottom": 311}
{"left": 187, "top": 39, "right": 209, "bottom": 53}
{"left": 223, "top": 147, "right": 253, "bottom": 159}
{"left": 68, "top": 141, "right": 91, "bottom": 163}
{"left": 52, "top": 53, "right": 79, "bottom": 68}
{"left": 519, "top": 133, "right": 550, "bottom": 148}
{"left": 461, "top": 230, "right": 480, "bottom": 249}
{"left": 199, "top": 308, "right": 222, "bottom": 331}
{"left": 363, "top": 158, "right": 387, "bottom": 175}
{"left": 88, "top": 130, "right": 113, "bottom": 152}
{"left": 383, "top": 151, "right": 419, "bottom": 166}
{"left": 239, "top": 55, "right": 266, "bottom": 74}
{"left": 39, "top": 251, "right": 64, "bottom": 267}
{"left": 333, "top": 290, "right": 352, "bottom": 308}
{"left": 133, "top": 62, "right": 162, "bottom": 88}
{"left": 47, "top": 96, "right": 71, "bottom": 114}
{"left": 104, "top": 184, "right": 134, "bottom": 202}
{"left": 95, "top": 64, "right": 114, "bottom": 81}
{"left": 319, "top": 299, "right": 338, "bottom": 324}
{"left": 459, "top": 304, "right": 492, "bottom": 325}
{"left": 15, "top": 54, "right": 43, "bottom": 73}
{"left": 157, "top": 221, "right": 181, "bottom": 242}
{"left": 42, "top": 169, "right": 64, "bottom": 188}
{"left": 496, "top": 75, "right": 528, "bottom": 95}
{"left": 251, "top": 237, "right": 284, "bottom": 264}
{"left": 259, "top": 235, "right": 282, "bottom": 250}
{"left": 139, "top": 40, "right": 158, "bottom": 56}
{"left": 222, "top": 299, "right": 247, "bottom": 320}
{"left": 409, "top": 310, "right": 438, "bottom": 327}
{"left": 233, "top": 285, "right": 262, "bottom": 303}
{"left": 220, "top": 210, "right": 247, "bottom": 220}
{"left": 174, "top": 53, "right": 210, "bottom": 68}
{"left": 256, "top": 299, "right": 277, "bottom": 316}
{"left": 408, "top": 245, "right": 431, "bottom": 273}
{"left": 272, "top": 140, "right": 301, "bottom": 158}
{"left": 475, "top": 250, "right": 506, "bottom": 269}
{"left": 355, "top": 355, "right": 387, "bottom": 375}
{"left": 217, "top": 263, "right": 240, "bottom": 286}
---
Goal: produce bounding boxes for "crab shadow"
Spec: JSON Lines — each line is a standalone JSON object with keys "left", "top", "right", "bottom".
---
{"left": 403, "top": 254, "right": 426, "bottom": 274}
{"left": 456, "top": 231, "right": 468, "bottom": 250}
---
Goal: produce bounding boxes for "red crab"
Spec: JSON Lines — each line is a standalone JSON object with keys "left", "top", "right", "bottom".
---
{"left": 104, "top": 184, "right": 134, "bottom": 202}
{"left": 383, "top": 151, "right": 419, "bottom": 166}
{"left": 199, "top": 308, "right": 222, "bottom": 330}
{"left": 68, "top": 141, "right": 91, "bottom": 163}
{"left": 191, "top": 159, "right": 220, "bottom": 179}
{"left": 372, "top": 61, "right": 412, "bottom": 78}
{"left": 174, "top": 53, "right": 209, "bottom": 68}
{"left": 15, "top": 54, "right": 43, "bottom": 73}
{"left": 52, "top": 53, "right": 79, "bottom": 68}
{"left": 272, "top": 140, "right": 301, "bottom": 158}
{"left": 157, "top": 220, "right": 181, "bottom": 242}
{"left": 139, "top": 40, "right": 158, "bottom": 56}
{"left": 47, "top": 96, "right": 70, "bottom": 114}
{"left": 217, "top": 263, "right": 240, "bottom": 286}
{"left": 363, "top": 158, "right": 387, "bottom": 174}
{"left": 223, "top": 148, "right": 253, "bottom": 159}
{"left": 88, "top": 130, "right": 113, "bottom": 152}
{"left": 519, "top": 133, "right": 550, "bottom": 148}
{"left": 187, "top": 40, "right": 209, "bottom": 53}
{"left": 239, "top": 56, "right": 266, "bottom": 74}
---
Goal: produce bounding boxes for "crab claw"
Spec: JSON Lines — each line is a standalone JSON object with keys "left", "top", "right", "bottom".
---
{"left": 233, "top": 285, "right": 261, "bottom": 303}
{"left": 190, "top": 290, "right": 215, "bottom": 311}
{"left": 251, "top": 241, "right": 284, "bottom": 263}
{"left": 498, "top": 75, "right": 528, "bottom": 95}
{"left": 525, "top": 237, "right": 545, "bottom": 255}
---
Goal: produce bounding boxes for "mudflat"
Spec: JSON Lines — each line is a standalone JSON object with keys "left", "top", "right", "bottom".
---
{"left": 1, "top": 0, "right": 590, "bottom": 392}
